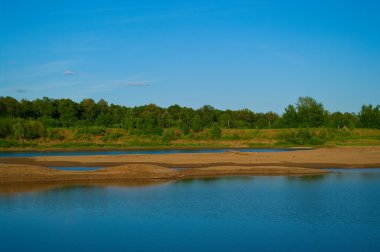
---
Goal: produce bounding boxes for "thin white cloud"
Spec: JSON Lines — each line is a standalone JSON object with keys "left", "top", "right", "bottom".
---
{"left": 63, "top": 70, "right": 76, "bottom": 75}
{"left": 125, "top": 81, "right": 151, "bottom": 87}
{"left": 77, "top": 79, "right": 154, "bottom": 93}
{"left": 16, "top": 60, "right": 78, "bottom": 78}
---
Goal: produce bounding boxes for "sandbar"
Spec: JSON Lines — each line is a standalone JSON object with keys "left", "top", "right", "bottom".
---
{"left": 1, "top": 147, "right": 379, "bottom": 184}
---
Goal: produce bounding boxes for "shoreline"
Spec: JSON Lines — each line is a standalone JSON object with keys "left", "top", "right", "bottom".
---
{"left": 1, "top": 146, "right": 379, "bottom": 185}
{"left": 0, "top": 145, "right": 313, "bottom": 153}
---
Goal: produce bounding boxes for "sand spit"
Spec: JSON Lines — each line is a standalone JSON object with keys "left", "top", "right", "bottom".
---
{"left": 1, "top": 147, "right": 379, "bottom": 184}
{"left": 0, "top": 164, "right": 181, "bottom": 184}
{"left": 0, "top": 163, "right": 326, "bottom": 185}
{"left": 2, "top": 146, "right": 380, "bottom": 168}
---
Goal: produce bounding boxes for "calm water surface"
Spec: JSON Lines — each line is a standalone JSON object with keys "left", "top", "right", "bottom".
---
{"left": 49, "top": 166, "right": 104, "bottom": 171}
{"left": 1, "top": 170, "right": 380, "bottom": 252}
{"left": 0, "top": 148, "right": 297, "bottom": 158}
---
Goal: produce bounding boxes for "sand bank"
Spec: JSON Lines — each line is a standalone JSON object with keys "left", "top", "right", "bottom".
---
{"left": 0, "top": 164, "right": 180, "bottom": 184}
{"left": 1, "top": 147, "right": 379, "bottom": 184}
{"left": 2, "top": 146, "right": 380, "bottom": 168}
{"left": 0, "top": 163, "right": 327, "bottom": 185}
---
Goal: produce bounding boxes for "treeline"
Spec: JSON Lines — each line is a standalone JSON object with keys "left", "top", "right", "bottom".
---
{"left": 0, "top": 96, "right": 379, "bottom": 139}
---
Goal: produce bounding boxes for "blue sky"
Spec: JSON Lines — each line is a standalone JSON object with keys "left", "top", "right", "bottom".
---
{"left": 0, "top": 0, "right": 379, "bottom": 113}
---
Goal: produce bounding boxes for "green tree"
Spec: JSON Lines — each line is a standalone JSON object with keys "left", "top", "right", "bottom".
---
{"left": 296, "top": 97, "right": 325, "bottom": 127}
{"left": 282, "top": 105, "right": 298, "bottom": 128}
{"left": 191, "top": 114, "right": 203, "bottom": 132}
{"left": 80, "top": 98, "right": 99, "bottom": 122}
{"left": 0, "top": 96, "right": 20, "bottom": 118}
{"left": 359, "top": 105, "right": 380, "bottom": 128}
{"left": 33, "top": 97, "right": 56, "bottom": 118}
{"left": 219, "top": 112, "right": 233, "bottom": 129}
{"left": 57, "top": 99, "right": 78, "bottom": 127}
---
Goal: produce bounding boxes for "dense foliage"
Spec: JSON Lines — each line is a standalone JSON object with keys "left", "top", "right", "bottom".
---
{"left": 0, "top": 96, "right": 379, "bottom": 141}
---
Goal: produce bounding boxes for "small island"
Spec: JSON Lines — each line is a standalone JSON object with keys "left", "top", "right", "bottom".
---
{"left": 1, "top": 146, "right": 379, "bottom": 183}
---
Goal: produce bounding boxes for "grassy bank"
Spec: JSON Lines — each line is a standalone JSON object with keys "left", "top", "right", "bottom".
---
{"left": 1, "top": 127, "right": 380, "bottom": 151}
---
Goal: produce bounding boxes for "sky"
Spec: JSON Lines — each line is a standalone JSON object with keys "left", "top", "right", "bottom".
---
{"left": 0, "top": 0, "right": 379, "bottom": 113}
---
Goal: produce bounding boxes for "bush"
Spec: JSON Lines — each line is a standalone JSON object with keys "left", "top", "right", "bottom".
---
{"left": 222, "top": 133, "right": 241, "bottom": 140}
{"left": 77, "top": 127, "right": 106, "bottom": 135}
{"left": 23, "top": 121, "right": 46, "bottom": 139}
{"left": 74, "top": 127, "right": 106, "bottom": 140}
{"left": 209, "top": 124, "right": 221, "bottom": 140}
{"left": 13, "top": 122, "right": 25, "bottom": 139}
{"left": 3, "top": 119, "right": 47, "bottom": 140}
{"left": 0, "top": 139, "right": 15, "bottom": 147}
{"left": 102, "top": 132, "right": 122, "bottom": 141}
{"left": 0, "top": 139, "right": 37, "bottom": 147}
{"left": 161, "top": 128, "right": 182, "bottom": 143}
{"left": 308, "top": 136, "right": 326, "bottom": 145}
{"left": 277, "top": 128, "right": 326, "bottom": 145}
{"left": 47, "top": 128, "right": 65, "bottom": 140}
{"left": 230, "top": 133, "right": 241, "bottom": 140}
{"left": 38, "top": 117, "right": 61, "bottom": 127}
{"left": 0, "top": 119, "right": 12, "bottom": 138}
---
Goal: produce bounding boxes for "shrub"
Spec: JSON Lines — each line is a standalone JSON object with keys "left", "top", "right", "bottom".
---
{"left": 23, "top": 121, "right": 46, "bottom": 139}
{"left": 13, "top": 122, "right": 25, "bottom": 139}
{"left": 102, "top": 132, "right": 122, "bottom": 141}
{"left": 6, "top": 119, "right": 47, "bottom": 140}
{"left": 38, "top": 117, "right": 61, "bottom": 127}
{"left": 161, "top": 128, "right": 182, "bottom": 143}
{"left": 74, "top": 127, "right": 106, "bottom": 140}
{"left": 277, "top": 128, "right": 326, "bottom": 145}
{"left": 308, "top": 136, "right": 326, "bottom": 145}
{"left": 0, "top": 119, "right": 12, "bottom": 138}
{"left": 47, "top": 128, "right": 65, "bottom": 140}
{"left": 209, "top": 124, "right": 221, "bottom": 140}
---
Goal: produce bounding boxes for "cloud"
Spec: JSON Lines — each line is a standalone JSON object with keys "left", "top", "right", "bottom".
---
{"left": 125, "top": 81, "right": 151, "bottom": 87}
{"left": 15, "top": 89, "right": 27, "bottom": 93}
{"left": 17, "top": 61, "right": 77, "bottom": 78}
{"left": 63, "top": 70, "right": 76, "bottom": 75}
{"left": 78, "top": 80, "right": 153, "bottom": 93}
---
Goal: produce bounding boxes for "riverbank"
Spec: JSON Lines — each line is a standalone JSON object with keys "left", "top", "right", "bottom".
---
{"left": 1, "top": 128, "right": 380, "bottom": 151}
{"left": 1, "top": 146, "right": 379, "bottom": 184}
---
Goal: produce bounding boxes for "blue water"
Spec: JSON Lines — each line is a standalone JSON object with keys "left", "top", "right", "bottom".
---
{"left": 49, "top": 166, "right": 103, "bottom": 171}
{"left": 0, "top": 148, "right": 298, "bottom": 158}
{"left": 1, "top": 170, "right": 380, "bottom": 252}
{"left": 326, "top": 168, "right": 380, "bottom": 173}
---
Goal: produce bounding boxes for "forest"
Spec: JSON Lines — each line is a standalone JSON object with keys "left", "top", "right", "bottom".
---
{"left": 0, "top": 96, "right": 379, "bottom": 146}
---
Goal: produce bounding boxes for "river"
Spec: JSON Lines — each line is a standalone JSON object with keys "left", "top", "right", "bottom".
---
{"left": 1, "top": 169, "right": 379, "bottom": 251}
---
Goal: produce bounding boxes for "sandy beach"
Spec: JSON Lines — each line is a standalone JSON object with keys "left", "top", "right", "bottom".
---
{"left": 1, "top": 147, "right": 379, "bottom": 184}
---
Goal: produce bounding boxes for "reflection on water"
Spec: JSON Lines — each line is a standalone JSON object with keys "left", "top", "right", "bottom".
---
{"left": 1, "top": 171, "right": 380, "bottom": 252}
{"left": 0, "top": 179, "right": 172, "bottom": 195}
